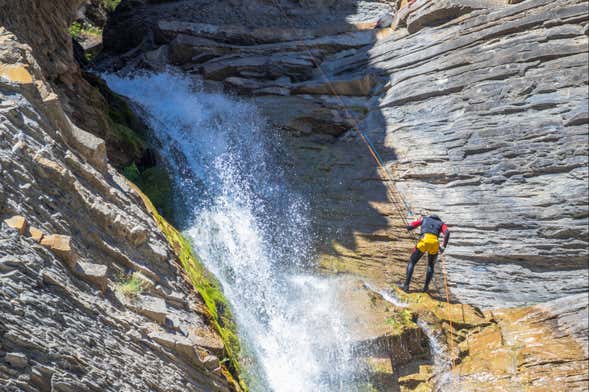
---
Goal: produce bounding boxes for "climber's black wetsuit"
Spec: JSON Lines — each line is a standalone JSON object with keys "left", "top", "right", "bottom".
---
{"left": 402, "top": 215, "right": 450, "bottom": 292}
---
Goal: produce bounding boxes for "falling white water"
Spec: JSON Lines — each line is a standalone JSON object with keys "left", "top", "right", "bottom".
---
{"left": 105, "top": 71, "right": 359, "bottom": 391}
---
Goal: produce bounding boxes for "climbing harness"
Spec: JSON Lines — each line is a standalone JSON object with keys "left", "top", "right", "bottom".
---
{"left": 268, "top": 0, "right": 459, "bottom": 384}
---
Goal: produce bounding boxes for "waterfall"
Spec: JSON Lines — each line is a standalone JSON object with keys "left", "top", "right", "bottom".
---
{"left": 105, "top": 71, "right": 361, "bottom": 391}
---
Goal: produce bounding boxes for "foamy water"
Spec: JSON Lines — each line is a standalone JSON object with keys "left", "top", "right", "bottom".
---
{"left": 105, "top": 71, "right": 361, "bottom": 391}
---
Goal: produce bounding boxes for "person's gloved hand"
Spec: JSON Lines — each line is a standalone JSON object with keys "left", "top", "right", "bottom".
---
{"left": 439, "top": 246, "right": 445, "bottom": 254}
{"left": 406, "top": 225, "right": 413, "bottom": 231}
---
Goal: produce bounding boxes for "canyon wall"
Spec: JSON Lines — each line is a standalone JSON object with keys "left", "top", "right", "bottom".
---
{"left": 0, "top": 2, "right": 239, "bottom": 391}
{"left": 1, "top": 0, "right": 587, "bottom": 390}
{"left": 103, "top": 0, "right": 589, "bottom": 309}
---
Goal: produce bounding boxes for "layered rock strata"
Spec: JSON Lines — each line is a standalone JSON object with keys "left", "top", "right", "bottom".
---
{"left": 104, "top": 0, "right": 589, "bottom": 309}
{"left": 0, "top": 3, "right": 240, "bottom": 391}
{"left": 382, "top": 289, "right": 589, "bottom": 391}
{"left": 0, "top": 0, "right": 144, "bottom": 167}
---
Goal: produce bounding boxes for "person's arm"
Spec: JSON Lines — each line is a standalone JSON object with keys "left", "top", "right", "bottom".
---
{"left": 406, "top": 218, "right": 423, "bottom": 231}
{"left": 440, "top": 224, "right": 450, "bottom": 253}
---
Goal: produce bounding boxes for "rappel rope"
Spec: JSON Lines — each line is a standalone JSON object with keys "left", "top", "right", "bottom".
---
{"left": 268, "top": 0, "right": 459, "bottom": 383}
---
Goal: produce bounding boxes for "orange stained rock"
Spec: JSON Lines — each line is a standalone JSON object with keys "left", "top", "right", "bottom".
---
{"left": 41, "top": 234, "right": 72, "bottom": 252}
{"left": 0, "top": 64, "right": 33, "bottom": 84}
{"left": 28, "top": 226, "right": 44, "bottom": 242}
{"left": 451, "top": 305, "right": 589, "bottom": 392}
{"left": 394, "top": 288, "right": 490, "bottom": 328}
{"left": 4, "top": 215, "right": 27, "bottom": 235}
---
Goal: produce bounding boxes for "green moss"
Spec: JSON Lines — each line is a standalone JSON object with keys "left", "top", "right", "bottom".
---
{"left": 111, "top": 119, "right": 145, "bottom": 158}
{"left": 385, "top": 309, "right": 418, "bottom": 334}
{"left": 128, "top": 183, "right": 246, "bottom": 391}
{"left": 102, "top": 0, "right": 122, "bottom": 11}
{"left": 68, "top": 21, "right": 101, "bottom": 40}
{"left": 123, "top": 163, "right": 173, "bottom": 218}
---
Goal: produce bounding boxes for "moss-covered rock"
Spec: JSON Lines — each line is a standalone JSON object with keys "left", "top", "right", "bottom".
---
{"left": 127, "top": 180, "right": 247, "bottom": 391}
{"left": 83, "top": 72, "right": 149, "bottom": 167}
{"left": 123, "top": 163, "right": 172, "bottom": 218}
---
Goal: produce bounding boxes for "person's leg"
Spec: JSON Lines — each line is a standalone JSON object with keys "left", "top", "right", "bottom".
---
{"left": 423, "top": 252, "right": 438, "bottom": 292}
{"left": 403, "top": 248, "right": 424, "bottom": 291}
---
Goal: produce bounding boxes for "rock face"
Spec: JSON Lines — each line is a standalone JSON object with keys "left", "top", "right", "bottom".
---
{"left": 103, "top": 0, "right": 588, "bottom": 309}
{"left": 0, "top": 0, "right": 144, "bottom": 167}
{"left": 354, "top": 0, "right": 589, "bottom": 308}
{"left": 390, "top": 289, "right": 589, "bottom": 391}
{"left": 98, "top": 0, "right": 587, "bottom": 389}
{"left": 0, "top": 3, "right": 239, "bottom": 391}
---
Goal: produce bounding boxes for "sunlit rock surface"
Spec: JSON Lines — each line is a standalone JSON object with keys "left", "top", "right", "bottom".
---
{"left": 0, "top": 4, "right": 239, "bottom": 391}
{"left": 103, "top": 0, "right": 588, "bottom": 309}
{"left": 390, "top": 289, "right": 588, "bottom": 391}
{"left": 3, "top": 0, "right": 585, "bottom": 390}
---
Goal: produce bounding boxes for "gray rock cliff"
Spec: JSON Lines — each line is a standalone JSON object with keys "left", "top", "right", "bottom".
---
{"left": 103, "top": 0, "right": 589, "bottom": 308}
{"left": 0, "top": 2, "right": 239, "bottom": 391}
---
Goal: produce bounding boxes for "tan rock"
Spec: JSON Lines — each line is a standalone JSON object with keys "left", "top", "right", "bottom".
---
{"left": 4, "top": 215, "right": 26, "bottom": 235}
{"left": 0, "top": 64, "right": 33, "bottom": 84}
{"left": 28, "top": 226, "right": 44, "bottom": 242}
{"left": 40, "top": 234, "right": 76, "bottom": 267}
{"left": 41, "top": 234, "right": 71, "bottom": 252}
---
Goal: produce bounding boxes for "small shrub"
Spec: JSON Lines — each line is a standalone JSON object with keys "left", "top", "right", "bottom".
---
{"left": 385, "top": 309, "right": 416, "bottom": 333}
{"left": 68, "top": 22, "right": 83, "bottom": 39}
{"left": 116, "top": 273, "right": 149, "bottom": 300}
{"left": 68, "top": 21, "right": 101, "bottom": 40}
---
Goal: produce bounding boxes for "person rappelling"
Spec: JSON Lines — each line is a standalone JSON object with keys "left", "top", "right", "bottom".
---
{"left": 401, "top": 214, "right": 450, "bottom": 292}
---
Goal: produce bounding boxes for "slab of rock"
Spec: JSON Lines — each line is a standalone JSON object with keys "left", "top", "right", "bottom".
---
{"left": 3, "top": 215, "right": 26, "bottom": 235}
{"left": 40, "top": 234, "right": 71, "bottom": 250}
{"left": 202, "top": 355, "right": 220, "bottom": 371}
{"left": 134, "top": 295, "right": 168, "bottom": 325}
{"left": 148, "top": 331, "right": 203, "bottom": 366}
{"left": 28, "top": 226, "right": 44, "bottom": 242}
{"left": 406, "top": 0, "right": 506, "bottom": 34}
{"left": 75, "top": 261, "right": 108, "bottom": 292}
{"left": 5, "top": 352, "right": 28, "bottom": 369}
{"left": 292, "top": 73, "right": 378, "bottom": 96}
{"left": 187, "top": 332, "right": 225, "bottom": 357}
